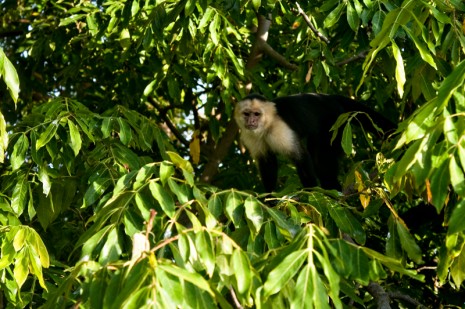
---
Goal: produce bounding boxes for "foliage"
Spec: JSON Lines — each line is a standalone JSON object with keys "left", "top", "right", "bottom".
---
{"left": 1, "top": 0, "right": 465, "bottom": 307}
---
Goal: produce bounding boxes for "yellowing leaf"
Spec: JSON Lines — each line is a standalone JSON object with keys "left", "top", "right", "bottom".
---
{"left": 189, "top": 131, "right": 200, "bottom": 164}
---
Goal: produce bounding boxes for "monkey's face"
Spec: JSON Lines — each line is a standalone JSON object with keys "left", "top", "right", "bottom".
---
{"left": 235, "top": 98, "right": 274, "bottom": 133}
{"left": 242, "top": 109, "right": 262, "bottom": 130}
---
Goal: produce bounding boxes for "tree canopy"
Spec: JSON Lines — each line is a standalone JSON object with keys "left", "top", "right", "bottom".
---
{"left": 1, "top": 0, "right": 465, "bottom": 307}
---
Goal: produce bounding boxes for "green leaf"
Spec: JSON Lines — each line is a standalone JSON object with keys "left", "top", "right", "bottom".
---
{"left": 403, "top": 26, "right": 437, "bottom": 69}
{"left": 225, "top": 190, "right": 244, "bottom": 227}
{"left": 437, "top": 59, "right": 465, "bottom": 109}
{"left": 27, "top": 227, "right": 50, "bottom": 268}
{"left": 448, "top": 200, "right": 465, "bottom": 234}
{"left": 450, "top": 245, "right": 465, "bottom": 287}
{"left": 11, "top": 134, "right": 29, "bottom": 170}
{"left": 386, "top": 216, "right": 402, "bottom": 259}
{"left": 0, "top": 111, "right": 8, "bottom": 163}
{"left": 346, "top": 1, "right": 360, "bottom": 31}
{"left": 198, "top": 8, "right": 215, "bottom": 30}
{"left": 117, "top": 118, "right": 132, "bottom": 145}
{"left": 396, "top": 218, "right": 423, "bottom": 264}
{"left": 328, "top": 204, "right": 366, "bottom": 245}
{"left": 324, "top": 2, "right": 345, "bottom": 28}
{"left": 160, "top": 162, "right": 174, "bottom": 185}
{"left": 195, "top": 231, "right": 215, "bottom": 277}
{"left": 157, "top": 263, "right": 214, "bottom": 296}
{"left": 266, "top": 207, "right": 301, "bottom": 238}
{"left": 263, "top": 249, "right": 306, "bottom": 298}
{"left": 86, "top": 13, "right": 99, "bottom": 36}
{"left": 14, "top": 249, "right": 29, "bottom": 288}
{"left": 167, "top": 151, "right": 194, "bottom": 174}
{"left": 341, "top": 123, "right": 353, "bottom": 156}
{"left": 450, "top": 156, "right": 465, "bottom": 196}
{"left": 430, "top": 158, "right": 450, "bottom": 210}
{"left": 38, "top": 165, "right": 51, "bottom": 196}
{"left": 36, "top": 122, "right": 58, "bottom": 150}
{"left": 0, "top": 48, "right": 20, "bottom": 103}
{"left": 168, "top": 178, "right": 190, "bottom": 204}
{"left": 209, "top": 14, "right": 220, "bottom": 45}
{"left": 101, "top": 117, "right": 112, "bottom": 138}
{"left": 208, "top": 193, "right": 223, "bottom": 219}
{"left": 11, "top": 179, "right": 28, "bottom": 216}
{"left": 291, "top": 264, "right": 314, "bottom": 309}
{"left": 252, "top": 0, "right": 261, "bottom": 11}
{"left": 244, "top": 196, "right": 264, "bottom": 234}
{"left": 149, "top": 182, "right": 175, "bottom": 218}
{"left": 232, "top": 249, "right": 252, "bottom": 295}
{"left": 68, "top": 119, "right": 82, "bottom": 156}
{"left": 13, "top": 227, "right": 26, "bottom": 251}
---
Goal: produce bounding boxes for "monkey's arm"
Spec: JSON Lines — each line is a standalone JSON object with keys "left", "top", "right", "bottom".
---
{"left": 257, "top": 153, "right": 278, "bottom": 192}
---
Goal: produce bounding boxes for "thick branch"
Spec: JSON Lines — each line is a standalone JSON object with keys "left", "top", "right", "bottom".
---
{"left": 246, "top": 14, "right": 297, "bottom": 71}
{"left": 366, "top": 282, "right": 391, "bottom": 309}
{"left": 200, "top": 119, "right": 238, "bottom": 183}
{"left": 388, "top": 291, "right": 427, "bottom": 309}
{"left": 295, "top": 2, "right": 330, "bottom": 44}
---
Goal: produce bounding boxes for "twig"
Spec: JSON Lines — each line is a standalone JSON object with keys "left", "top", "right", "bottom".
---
{"left": 295, "top": 2, "right": 330, "bottom": 44}
{"left": 261, "top": 42, "right": 299, "bottom": 70}
{"left": 148, "top": 96, "right": 190, "bottom": 147}
{"left": 336, "top": 50, "right": 369, "bottom": 66}
{"left": 229, "top": 287, "right": 244, "bottom": 309}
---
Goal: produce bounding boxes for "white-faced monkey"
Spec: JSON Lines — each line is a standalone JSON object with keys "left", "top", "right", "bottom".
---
{"left": 234, "top": 93, "right": 394, "bottom": 191}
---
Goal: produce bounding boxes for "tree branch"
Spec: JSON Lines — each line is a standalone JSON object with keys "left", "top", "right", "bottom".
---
{"left": 366, "top": 282, "right": 391, "bottom": 309}
{"left": 147, "top": 96, "right": 190, "bottom": 147}
{"left": 200, "top": 119, "right": 238, "bottom": 183}
{"left": 295, "top": 2, "right": 330, "bottom": 44}
{"left": 246, "top": 14, "right": 298, "bottom": 72}
{"left": 336, "top": 50, "right": 369, "bottom": 66}
{"left": 388, "top": 291, "right": 427, "bottom": 309}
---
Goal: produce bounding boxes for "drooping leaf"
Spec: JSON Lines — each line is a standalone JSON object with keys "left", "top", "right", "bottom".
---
{"left": 68, "top": 119, "right": 82, "bottom": 156}
{"left": 0, "top": 48, "right": 20, "bottom": 103}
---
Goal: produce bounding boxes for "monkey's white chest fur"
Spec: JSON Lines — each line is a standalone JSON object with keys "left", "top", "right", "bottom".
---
{"left": 241, "top": 117, "right": 301, "bottom": 159}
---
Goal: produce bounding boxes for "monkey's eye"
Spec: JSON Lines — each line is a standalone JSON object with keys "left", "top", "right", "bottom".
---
{"left": 243, "top": 112, "right": 250, "bottom": 116}
{"left": 253, "top": 112, "right": 261, "bottom": 116}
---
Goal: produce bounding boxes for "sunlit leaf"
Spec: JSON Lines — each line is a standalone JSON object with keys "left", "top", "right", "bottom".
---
{"left": 0, "top": 48, "right": 20, "bottom": 103}
{"left": 149, "top": 182, "right": 175, "bottom": 218}
{"left": 36, "top": 122, "right": 58, "bottom": 150}
{"left": 11, "top": 134, "right": 28, "bottom": 170}
{"left": 157, "top": 263, "right": 214, "bottom": 296}
{"left": 263, "top": 249, "right": 306, "bottom": 298}
{"left": 225, "top": 190, "right": 243, "bottom": 227}
{"left": 392, "top": 40, "right": 406, "bottom": 98}
{"left": 68, "top": 119, "right": 82, "bottom": 156}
